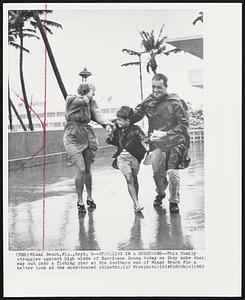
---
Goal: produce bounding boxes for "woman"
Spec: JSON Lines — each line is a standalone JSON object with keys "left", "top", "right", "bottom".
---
{"left": 63, "top": 83, "right": 112, "bottom": 213}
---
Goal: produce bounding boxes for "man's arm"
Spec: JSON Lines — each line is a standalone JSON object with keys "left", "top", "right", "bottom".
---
{"left": 132, "top": 102, "right": 146, "bottom": 123}
{"left": 166, "top": 100, "right": 189, "bottom": 136}
{"left": 135, "top": 125, "right": 149, "bottom": 142}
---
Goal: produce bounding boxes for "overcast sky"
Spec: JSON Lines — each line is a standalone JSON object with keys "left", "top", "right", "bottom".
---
{"left": 8, "top": 5, "right": 204, "bottom": 113}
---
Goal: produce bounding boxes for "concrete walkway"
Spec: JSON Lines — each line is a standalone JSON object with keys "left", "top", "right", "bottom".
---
{"left": 9, "top": 143, "right": 204, "bottom": 251}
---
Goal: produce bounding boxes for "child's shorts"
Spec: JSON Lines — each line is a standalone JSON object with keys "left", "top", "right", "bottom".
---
{"left": 117, "top": 151, "right": 140, "bottom": 175}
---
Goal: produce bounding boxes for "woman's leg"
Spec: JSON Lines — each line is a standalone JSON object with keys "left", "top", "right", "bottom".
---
{"left": 75, "top": 170, "right": 85, "bottom": 205}
{"left": 83, "top": 148, "right": 93, "bottom": 201}
{"left": 72, "top": 153, "right": 86, "bottom": 206}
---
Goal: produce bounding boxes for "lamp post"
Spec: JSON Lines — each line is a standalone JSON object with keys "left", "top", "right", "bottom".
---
{"left": 121, "top": 49, "right": 145, "bottom": 102}
{"left": 79, "top": 67, "right": 92, "bottom": 82}
{"left": 121, "top": 49, "right": 146, "bottom": 130}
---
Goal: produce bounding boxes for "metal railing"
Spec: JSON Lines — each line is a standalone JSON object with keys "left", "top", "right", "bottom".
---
{"left": 189, "top": 128, "right": 204, "bottom": 142}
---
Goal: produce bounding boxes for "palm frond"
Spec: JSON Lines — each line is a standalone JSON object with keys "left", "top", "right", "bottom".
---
{"left": 22, "top": 33, "right": 39, "bottom": 39}
{"left": 36, "top": 10, "right": 53, "bottom": 15}
{"left": 150, "top": 29, "right": 155, "bottom": 48}
{"left": 42, "top": 24, "right": 52, "bottom": 34}
{"left": 139, "top": 25, "right": 168, "bottom": 54}
{"left": 139, "top": 30, "right": 156, "bottom": 52}
{"left": 22, "top": 28, "right": 37, "bottom": 33}
{"left": 40, "top": 19, "right": 62, "bottom": 29}
{"left": 164, "top": 48, "right": 184, "bottom": 55}
{"left": 155, "top": 46, "right": 166, "bottom": 54}
{"left": 30, "top": 20, "right": 37, "bottom": 28}
{"left": 121, "top": 62, "right": 140, "bottom": 67}
{"left": 9, "top": 42, "right": 30, "bottom": 52}
{"left": 139, "top": 31, "right": 149, "bottom": 51}
{"left": 156, "top": 25, "right": 164, "bottom": 42}
{"left": 8, "top": 30, "right": 18, "bottom": 37}
{"left": 122, "top": 48, "right": 140, "bottom": 56}
{"left": 8, "top": 36, "right": 15, "bottom": 42}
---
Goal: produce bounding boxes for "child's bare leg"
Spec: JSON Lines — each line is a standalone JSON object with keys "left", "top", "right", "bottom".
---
{"left": 124, "top": 173, "right": 139, "bottom": 208}
{"left": 132, "top": 173, "right": 139, "bottom": 197}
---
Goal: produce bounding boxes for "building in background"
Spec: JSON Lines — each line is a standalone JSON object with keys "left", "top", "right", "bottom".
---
{"left": 166, "top": 35, "right": 203, "bottom": 89}
{"left": 9, "top": 97, "right": 120, "bottom": 131}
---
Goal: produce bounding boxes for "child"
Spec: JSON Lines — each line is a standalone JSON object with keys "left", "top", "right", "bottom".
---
{"left": 106, "top": 106, "right": 148, "bottom": 213}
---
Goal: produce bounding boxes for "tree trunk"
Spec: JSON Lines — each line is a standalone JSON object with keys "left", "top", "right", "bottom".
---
{"left": 8, "top": 82, "right": 13, "bottom": 131}
{"left": 32, "top": 11, "right": 67, "bottom": 100}
{"left": 19, "top": 28, "right": 34, "bottom": 130}
{"left": 9, "top": 97, "right": 27, "bottom": 131}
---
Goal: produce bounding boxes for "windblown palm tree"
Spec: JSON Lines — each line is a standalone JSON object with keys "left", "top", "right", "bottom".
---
{"left": 139, "top": 25, "right": 167, "bottom": 74}
{"left": 9, "top": 10, "right": 62, "bottom": 130}
{"left": 139, "top": 25, "right": 183, "bottom": 74}
{"left": 8, "top": 19, "right": 30, "bottom": 131}
{"left": 32, "top": 11, "right": 67, "bottom": 100}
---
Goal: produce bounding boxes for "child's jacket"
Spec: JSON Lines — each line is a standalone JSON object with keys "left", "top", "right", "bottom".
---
{"left": 106, "top": 124, "right": 146, "bottom": 163}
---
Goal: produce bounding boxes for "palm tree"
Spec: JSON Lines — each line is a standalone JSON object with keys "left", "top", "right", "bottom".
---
{"left": 139, "top": 25, "right": 184, "bottom": 74}
{"left": 9, "top": 10, "right": 62, "bottom": 130}
{"left": 8, "top": 81, "right": 13, "bottom": 131}
{"left": 8, "top": 21, "right": 29, "bottom": 131}
{"left": 139, "top": 25, "right": 167, "bottom": 74}
{"left": 8, "top": 76, "right": 27, "bottom": 131}
{"left": 9, "top": 11, "right": 37, "bottom": 130}
{"left": 32, "top": 11, "right": 67, "bottom": 100}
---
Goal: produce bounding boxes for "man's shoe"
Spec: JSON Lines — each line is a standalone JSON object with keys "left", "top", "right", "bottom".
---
{"left": 153, "top": 193, "right": 166, "bottom": 206}
{"left": 169, "top": 202, "right": 179, "bottom": 213}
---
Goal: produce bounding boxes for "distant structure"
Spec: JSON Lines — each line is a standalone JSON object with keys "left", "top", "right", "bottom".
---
{"left": 166, "top": 35, "right": 203, "bottom": 89}
{"left": 79, "top": 67, "right": 92, "bottom": 82}
{"left": 166, "top": 35, "right": 203, "bottom": 59}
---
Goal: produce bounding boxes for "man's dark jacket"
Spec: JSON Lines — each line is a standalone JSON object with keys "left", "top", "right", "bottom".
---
{"left": 133, "top": 93, "right": 190, "bottom": 169}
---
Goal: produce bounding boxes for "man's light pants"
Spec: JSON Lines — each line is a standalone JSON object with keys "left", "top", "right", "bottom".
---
{"left": 151, "top": 148, "right": 180, "bottom": 204}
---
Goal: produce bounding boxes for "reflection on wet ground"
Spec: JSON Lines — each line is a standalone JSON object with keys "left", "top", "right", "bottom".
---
{"left": 9, "top": 143, "right": 204, "bottom": 251}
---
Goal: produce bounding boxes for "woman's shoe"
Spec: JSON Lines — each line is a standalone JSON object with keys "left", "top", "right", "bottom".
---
{"left": 134, "top": 205, "right": 144, "bottom": 213}
{"left": 87, "top": 199, "right": 96, "bottom": 209}
{"left": 77, "top": 203, "right": 86, "bottom": 213}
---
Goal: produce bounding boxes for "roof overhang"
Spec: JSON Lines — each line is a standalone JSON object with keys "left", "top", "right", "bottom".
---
{"left": 166, "top": 35, "right": 203, "bottom": 59}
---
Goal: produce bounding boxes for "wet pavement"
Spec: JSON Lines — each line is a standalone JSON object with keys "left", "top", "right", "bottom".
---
{"left": 9, "top": 143, "right": 204, "bottom": 251}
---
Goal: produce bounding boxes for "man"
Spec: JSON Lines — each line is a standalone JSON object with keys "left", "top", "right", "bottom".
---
{"left": 63, "top": 83, "right": 112, "bottom": 214}
{"left": 133, "top": 73, "right": 190, "bottom": 213}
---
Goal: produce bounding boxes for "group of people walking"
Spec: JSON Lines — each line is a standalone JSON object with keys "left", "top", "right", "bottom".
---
{"left": 63, "top": 73, "right": 190, "bottom": 215}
